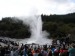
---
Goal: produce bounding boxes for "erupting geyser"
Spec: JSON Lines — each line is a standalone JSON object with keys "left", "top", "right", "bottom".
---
{"left": 19, "top": 15, "right": 52, "bottom": 45}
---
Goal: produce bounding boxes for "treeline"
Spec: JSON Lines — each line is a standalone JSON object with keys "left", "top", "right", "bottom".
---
{"left": 0, "top": 17, "right": 30, "bottom": 39}
{"left": 41, "top": 13, "right": 75, "bottom": 39}
{"left": 0, "top": 13, "right": 75, "bottom": 39}
{"left": 42, "top": 13, "right": 75, "bottom": 23}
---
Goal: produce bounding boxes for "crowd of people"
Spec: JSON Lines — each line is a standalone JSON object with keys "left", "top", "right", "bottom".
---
{"left": 0, "top": 38, "right": 19, "bottom": 46}
{"left": 0, "top": 43, "right": 75, "bottom": 56}
{"left": 0, "top": 37, "right": 75, "bottom": 56}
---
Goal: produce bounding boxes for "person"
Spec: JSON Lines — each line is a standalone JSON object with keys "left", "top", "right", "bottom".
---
{"left": 54, "top": 47, "right": 59, "bottom": 56}
{"left": 38, "top": 48, "right": 43, "bottom": 56}
{"left": 33, "top": 50, "right": 39, "bottom": 56}
{"left": 0, "top": 45, "right": 2, "bottom": 56}
{"left": 10, "top": 47, "right": 14, "bottom": 56}
{"left": 47, "top": 48, "right": 52, "bottom": 56}
{"left": 13, "top": 47, "right": 19, "bottom": 56}
{"left": 23, "top": 45, "right": 28, "bottom": 56}
{"left": 1, "top": 47, "right": 5, "bottom": 56}
{"left": 65, "top": 37, "right": 70, "bottom": 45}
{"left": 19, "top": 44, "right": 24, "bottom": 56}
{"left": 59, "top": 48, "right": 64, "bottom": 56}
{"left": 23, "top": 47, "right": 27, "bottom": 56}
{"left": 68, "top": 44, "right": 75, "bottom": 56}
{"left": 5, "top": 47, "right": 10, "bottom": 56}
{"left": 28, "top": 48, "right": 33, "bottom": 56}
{"left": 42, "top": 47, "right": 48, "bottom": 56}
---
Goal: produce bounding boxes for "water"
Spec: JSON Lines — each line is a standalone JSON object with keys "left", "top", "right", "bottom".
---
{"left": 19, "top": 15, "right": 52, "bottom": 45}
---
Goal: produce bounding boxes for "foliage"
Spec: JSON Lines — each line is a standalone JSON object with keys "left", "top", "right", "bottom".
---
{"left": 0, "top": 17, "right": 30, "bottom": 39}
{"left": 42, "top": 13, "right": 75, "bottom": 39}
{"left": 0, "top": 13, "right": 75, "bottom": 39}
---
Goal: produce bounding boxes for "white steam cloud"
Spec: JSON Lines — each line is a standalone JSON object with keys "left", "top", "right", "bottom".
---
{"left": 18, "top": 15, "right": 52, "bottom": 45}
{"left": 16, "top": 8, "right": 52, "bottom": 45}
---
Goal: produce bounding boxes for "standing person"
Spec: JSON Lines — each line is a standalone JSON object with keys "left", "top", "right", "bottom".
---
{"left": 28, "top": 48, "right": 33, "bottom": 56}
{"left": 68, "top": 44, "right": 75, "bottom": 56}
{"left": 33, "top": 50, "right": 39, "bottom": 56}
{"left": 23, "top": 45, "right": 28, "bottom": 56}
{"left": 38, "top": 48, "right": 43, "bottom": 56}
{"left": 5, "top": 46, "right": 10, "bottom": 56}
{"left": 0, "top": 45, "right": 2, "bottom": 56}
{"left": 19, "top": 44, "right": 24, "bottom": 56}
{"left": 10, "top": 47, "right": 14, "bottom": 56}
{"left": 59, "top": 48, "right": 64, "bottom": 56}
{"left": 47, "top": 48, "right": 52, "bottom": 56}
{"left": 54, "top": 47, "right": 59, "bottom": 56}
{"left": 1, "top": 47, "right": 5, "bottom": 56}
{"left": 13, "top": 47, "right": 19, "bottom": 56}
{"left": 42, "top": 47, "right": 48, "bottom": 56}
{"left": 23, "top": 47, "right": 27, "bottom": 56}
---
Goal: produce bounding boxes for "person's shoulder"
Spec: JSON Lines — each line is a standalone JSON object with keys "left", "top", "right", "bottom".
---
{"left": 68, "top": 48, "right": 72, "bottom": 51}
{"left": 73, "top": 48, "right": 75, "bottom": 50}
{"left": 69, "top": 48, "right": 75, "bottom": 51}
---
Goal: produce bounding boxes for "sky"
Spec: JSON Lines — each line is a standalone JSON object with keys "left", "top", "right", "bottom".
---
{"left": 0, "top": 0, "right": 75, "bottom": 19}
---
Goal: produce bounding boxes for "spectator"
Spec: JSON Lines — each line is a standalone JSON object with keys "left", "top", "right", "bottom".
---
{"left": 68, "top": 44, "right": 75, "bottom": 56}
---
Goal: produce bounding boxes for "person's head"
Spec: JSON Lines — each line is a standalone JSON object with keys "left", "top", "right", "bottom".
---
{"left": 60, "top": 47, "right": 63, "bottom": 50}
{"left": 72, "top": 44, "right": 75, "bottom": 48}
{"left": 35, "top": 49, "right": 38, "bottom": 53}
{"left": 48, "top": 48, "right": 52, "bottom": 51}
{"left": 11, "top": 47, "right": 14, "bottom": 51}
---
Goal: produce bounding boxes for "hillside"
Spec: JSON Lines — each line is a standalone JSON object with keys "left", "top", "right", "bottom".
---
{"left": 42, "top": 13, "right": 75, "bottom": 39}
{"left": 0, "top": 17, "right": 30, "bottom": 39}
{"left": 0, "top": 13, "right": 75, "bottom": 39}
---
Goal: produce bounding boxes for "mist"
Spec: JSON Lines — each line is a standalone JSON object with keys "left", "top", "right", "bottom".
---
{"left": 15, "top": 15, "right": 52, "bottom": 45}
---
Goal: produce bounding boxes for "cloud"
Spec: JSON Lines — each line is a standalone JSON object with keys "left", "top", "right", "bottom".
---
{"left": 0, "top": 0, "right": 75, "bottom": 19}
{"left": 40, "top": 0, "right": 75, "bottom": 14}
{"left": 51, "top": 0, "right": 69, "bottom": 3}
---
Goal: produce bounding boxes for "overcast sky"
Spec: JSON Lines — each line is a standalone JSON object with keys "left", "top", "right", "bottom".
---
{"left": 0, "top": 0, "right": 75, "bottom": 19}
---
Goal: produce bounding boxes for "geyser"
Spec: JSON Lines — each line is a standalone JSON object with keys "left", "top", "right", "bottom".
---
{"left": 19, "top": 15, "right": 52, "bottom": 45}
